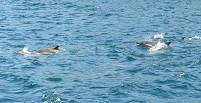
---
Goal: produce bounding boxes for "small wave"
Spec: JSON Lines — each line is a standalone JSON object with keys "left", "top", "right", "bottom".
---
{"left": 149, "top": 41, "right": 168, "bottom": 52}
{"left": 188, "top": 36, "right": 201, "bottom": 40}
{"left": 42, "top": 91, "right": 61, "bottom": 103}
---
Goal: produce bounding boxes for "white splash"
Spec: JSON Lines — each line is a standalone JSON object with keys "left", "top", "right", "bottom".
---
{"left": 189, "top": 36, "right": 201, "bottom": 40}
{"left": 149, "top": 41, "right": 168, "bottom": 52}
{"left": 19, "top": 46, "right": 40, "bottom": 56}
{"left": 55, "top": 98, "right": 61, "bottom": 102}
{"left": 179, "top": 73, "right": 185, "bottom": 77}
{"left": 20, "top": 46, "right": 31, "bottom": 55}
{"left": 154, "top": 33, "right": 164, "bottom": 39}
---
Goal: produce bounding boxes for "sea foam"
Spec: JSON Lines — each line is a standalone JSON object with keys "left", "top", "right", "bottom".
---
{"left": 153, "top": 33, "right": 164, "bottom": 39}
{"left": 149, "top": 41, "right": 168, "bottom": 52}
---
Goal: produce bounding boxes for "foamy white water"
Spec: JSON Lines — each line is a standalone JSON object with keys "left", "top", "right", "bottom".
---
{"left": 153, "top": 33, "right": 164, "bottom": 39}
{"left": 20, "top": 46, "right": 40, "bottom": 56}
{"left": 189, "top": 36, "right": 201, "bottom": 40}
{"left": 149, "top": 41, "right": 168, "bottom": 52}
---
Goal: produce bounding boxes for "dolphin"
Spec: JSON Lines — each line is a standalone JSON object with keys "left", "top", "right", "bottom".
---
{"left": 20, "top": 46, "right": 60, "bottom": 56}
{"left": 136, "top": 41, "right": 171, "bottom": 48}
{"left": 36, "top": 46, "right": 60, "bottom": 54}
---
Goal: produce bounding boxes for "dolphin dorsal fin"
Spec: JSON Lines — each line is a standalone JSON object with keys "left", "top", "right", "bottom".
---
{"left": 165, "top": 42, "right": 171, "bottom": 45}
{"left": 53, "top": 46, "right": 59, "bottom": 50}
{"left": 181, "top": 37, "right": 185, "bottom": 41}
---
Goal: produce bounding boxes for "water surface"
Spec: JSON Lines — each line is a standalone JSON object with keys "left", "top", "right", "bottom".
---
{"left": 0, "top": 0, "right": 201, "bottom": 103}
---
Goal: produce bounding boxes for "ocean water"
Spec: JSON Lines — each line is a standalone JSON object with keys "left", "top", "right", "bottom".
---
{"left": 0, "top": 0, "right": 201, "bottom": 103}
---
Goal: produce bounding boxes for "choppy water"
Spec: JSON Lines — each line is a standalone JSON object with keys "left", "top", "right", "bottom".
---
{"left": 0, "top": 0, "right": 201, "bottom": 103}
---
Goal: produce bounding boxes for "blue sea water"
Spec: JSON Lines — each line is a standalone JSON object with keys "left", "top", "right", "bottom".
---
{"left": 0, "top": 0, "right": 201, "bottom": 103}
